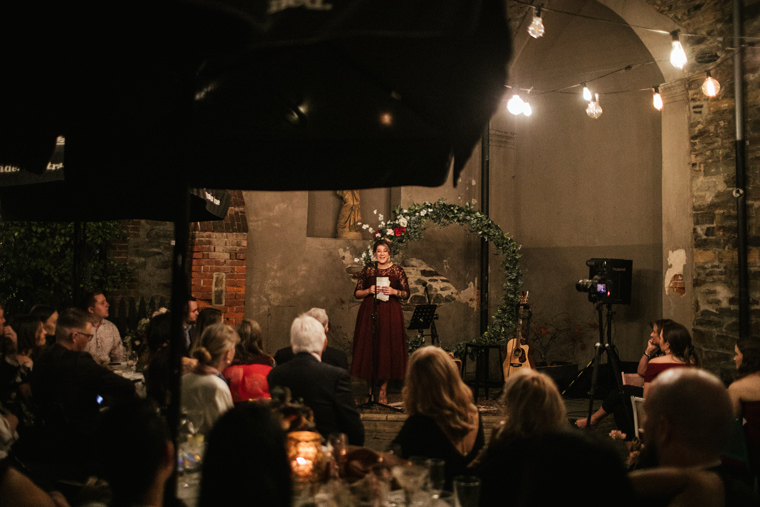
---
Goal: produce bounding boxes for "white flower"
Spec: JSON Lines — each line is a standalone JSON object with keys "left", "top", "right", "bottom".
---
{"left": 354, "top": 258, "right": 360, "bottom": 263}
{"left": 373, "top": 209, "right": 377, "bottom": 214}
{"left": 378, "top": 214, "right": 384, "bottom": 221}
{"left": 362, "top": 224, "right": 369, "bottom": 230}
{"left": 386, "top": 229, "right": 394, "bottom": 236}
{"left": 398, "top": 217, "right": 408, "bottom": 227}
{"left": 421, "top": 210, "right": 427, "bottom": 216}
{"left": 368, "top": 227, "right": 374, "bottom": 233}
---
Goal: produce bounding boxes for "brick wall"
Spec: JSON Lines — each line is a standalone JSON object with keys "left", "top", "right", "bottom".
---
{"left": 189, "top": 190, "right": 248, "bottom": 326}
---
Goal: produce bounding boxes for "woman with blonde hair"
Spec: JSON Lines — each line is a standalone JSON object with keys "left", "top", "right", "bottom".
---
{"left": 389, "top": 346, "right": 484, "bottom": 487}
{"left": 181, "top": 323, "right": 239, "bottom": 434}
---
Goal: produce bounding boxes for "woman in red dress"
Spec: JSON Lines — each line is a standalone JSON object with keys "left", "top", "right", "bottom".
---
{"left": 351, "top": 239, "right": 410, "bottom": 404}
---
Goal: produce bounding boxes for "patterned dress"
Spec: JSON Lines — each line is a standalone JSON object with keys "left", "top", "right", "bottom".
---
{"left": 350, "top": 264, "right": 409, "bottom": 381}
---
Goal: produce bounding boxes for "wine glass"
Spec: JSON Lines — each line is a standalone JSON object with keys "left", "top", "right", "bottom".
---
{"left": 425, "top": 458, "right": 446, "bottom": 499}
{"left": 391, "top": 464, "right": 428, "bottom": 507}
{"left": 126, "top": 349, "right": 138, "bottom": 372}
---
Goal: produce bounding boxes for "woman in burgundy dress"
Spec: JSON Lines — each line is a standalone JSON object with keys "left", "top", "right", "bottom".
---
{"left": 642, "top": 321, "right": 699, "bottom": 398}
{"left": 728, "top": 337, "right": 760, "bottom": 483}
{"left": 351, "top": 239, "right": 410, "bottom": 404}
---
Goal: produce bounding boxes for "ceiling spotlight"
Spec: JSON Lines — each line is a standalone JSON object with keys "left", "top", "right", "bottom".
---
{"left": 528, "top": 6, "right": 545, "bottom": 39}
{"left": 670, "top": 30, "right": 687, "bottom": 69}
{"left": 653, "top": 87, "right": 663, "bottom": 111}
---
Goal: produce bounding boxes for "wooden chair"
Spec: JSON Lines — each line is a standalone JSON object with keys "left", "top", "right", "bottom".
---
{"left": 630, "top": 396, "right": 645, "bottom": 439}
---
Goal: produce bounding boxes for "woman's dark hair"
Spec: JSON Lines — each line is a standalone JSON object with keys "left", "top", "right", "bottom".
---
{"left": 29, "top": 304, "right": 56, "bottom": 323}
{"left": 199, "top": 403, "right": 292, "bottom": 507}
{"left": 372, "top": 238, "right": 391, "bottom": 253}
{"left": 146, "top": 312, "right": 172, "bottom": 354}
{"left": 737, "top": 337, "right": 760, "bottom": 378}
{"left": 190, "top": 307, "right": 223, "bottom": 351}
{"left": 14, "top": 314, "right": 43, "bottom": 357}
{"left": 95, "top": 398, "right": 169, "bottom": 506}
{"left": 661, "top": 321, "right": 700, "bottom": 366}
{"left": 649, "top": 318, "right": 674, "bottom": 334}
{"left": 235, "top": 319, "right": 271, "bottom": 365}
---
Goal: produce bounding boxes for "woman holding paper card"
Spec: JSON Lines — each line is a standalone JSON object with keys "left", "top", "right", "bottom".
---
{"left": 351, "top": 238, "right": 410, "bottom": 403}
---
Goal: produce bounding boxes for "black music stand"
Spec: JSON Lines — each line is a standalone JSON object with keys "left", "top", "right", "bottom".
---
{"left": 407, "top": 304, "right": 439, "bottom": 346}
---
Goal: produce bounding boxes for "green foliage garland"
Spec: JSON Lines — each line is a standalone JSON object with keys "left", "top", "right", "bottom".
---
{"left": 359, "top": 199, "right": 523, "bottom": 359}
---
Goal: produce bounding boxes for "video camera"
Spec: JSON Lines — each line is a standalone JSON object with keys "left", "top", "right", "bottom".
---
{"left": 576, "top": 258, "right": 632, "bottom": 305}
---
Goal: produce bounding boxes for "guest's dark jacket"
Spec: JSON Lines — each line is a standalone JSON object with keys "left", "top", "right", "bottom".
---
{"left": 30, "top": 343, "right": 136, "bottom": 477}
{"left": 267, "top": 352, "right": 364, "bottom": 445}
{"left": 274, "top": 345, "right": 349, "bottom": 371}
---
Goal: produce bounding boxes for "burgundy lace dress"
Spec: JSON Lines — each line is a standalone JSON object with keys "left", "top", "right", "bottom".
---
{"left": 350, "top": 264, "right": 409, "bottom": 381}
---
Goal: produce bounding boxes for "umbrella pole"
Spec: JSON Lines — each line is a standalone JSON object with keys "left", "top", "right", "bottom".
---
{"left": 166, "top": 183, "right": 191, "bottom": 503}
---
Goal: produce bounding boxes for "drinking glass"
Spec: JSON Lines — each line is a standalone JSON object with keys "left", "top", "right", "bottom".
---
{"left": 453, "top": 476, "right": 480, "bottom": 507}
{"left": 391, "top": 464, "right": 428, "bottom": 507}
{"left": 425, "top": 458, "right": 446, "bottom": 499}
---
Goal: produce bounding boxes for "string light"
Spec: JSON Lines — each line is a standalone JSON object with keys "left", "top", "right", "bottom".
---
{"left": 701, "top": 71, "right": 721, "bottom": 97}
{"left": 528, "top": 6, "right": 545, "bottom": 39}
{"left": 507, "top": 94, "right": 525, "bottom": 115}
{"left": 652, "top": 87, "right": 663, "bottom": 111}
{"left": 582, "top": 83, "right": 592, "bottom": 102}
{"left": 586, "top": 93, "right": 603, "bottom": 119}
{"left": 522, "top": 101, "right": 533, "bottom": 116}
{"left": 670, "top": 30, "right": 687, "bottom": 69}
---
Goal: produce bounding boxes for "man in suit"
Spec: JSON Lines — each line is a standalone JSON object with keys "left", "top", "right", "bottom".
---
{"left": 273, "top": 307, "right": 349, "bottom": 370}
{"left": 31, "top": 308, "right": 137, "bottom": 480}
{"left": 268, "top": 314, "right": 364, "bottom": 445}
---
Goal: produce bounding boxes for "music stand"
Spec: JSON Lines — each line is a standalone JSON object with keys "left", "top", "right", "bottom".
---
{"left": 408, "top": 304, "right": 439, "bottom": 346}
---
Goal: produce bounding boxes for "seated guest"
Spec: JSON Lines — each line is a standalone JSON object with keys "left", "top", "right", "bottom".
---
{"left": 90, "top": 398, "right": 175, "bottom": 507}
{"left": 642, "top": 320, "right": 699, "bottom": 397}
{"left": 199, "top": 403, "right": 292, "bottom": 507}
{"left": 181, "top": 323, "right": 238, "bottom": 435}
{"left": 30, "top": 304, "right": 58, "bottom": 348}
{"left": 223, "top": 319, "right": 273, "bottom": 402}
{"left": 143, "top": 312, "right": 196, "bottom": 409}
{"left": 631, "top": 368, "right": 758, "bottom": 506}
{"left": 727, "top": 338, "right": 760, "bottom": 484}
{"left": 390, "top": 346, "right": 483, "bottom": 488}
{"left": 274, "top": 308, "right": 348, "bottom": 370}
{"left": 576, "top": 319, "right": 672, "bottom": 431}
{"left": 0, "top": 458, "right": 70, "bottom": 507}
{"left": 31, "top": 308, "right": 136, "bottom": 480}
{"left": 475, "top": 372, "right": 633, "bottom": 507}
{"left": 268, "top": 315, "right": 364, "bottom": 445}
{"left": 80, "top": 291, "right": 124, "bottom": 363}
{"left": 189, "top": 307, "right": 222, "bottom": 355}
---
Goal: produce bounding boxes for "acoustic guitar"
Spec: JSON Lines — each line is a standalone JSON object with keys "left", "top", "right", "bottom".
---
{"left": 502, "top": 291, "right": 535, "bottom": 380}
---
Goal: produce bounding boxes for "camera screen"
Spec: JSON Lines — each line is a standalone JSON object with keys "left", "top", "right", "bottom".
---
{"left": 596, "top": 283, "right": 606, "bottom": 293}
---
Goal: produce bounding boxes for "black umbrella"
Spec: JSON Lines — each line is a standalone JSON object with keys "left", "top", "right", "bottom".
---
{"left": 188, "top": 0, "right": 512, "bottom": 190}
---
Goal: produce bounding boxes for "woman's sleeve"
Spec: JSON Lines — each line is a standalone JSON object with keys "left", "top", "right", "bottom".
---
{"left": 355, "top": 266, "right": 369, "bottom": 292}
{"left": 398, "top": 267, "right": 410, "bottom": 295}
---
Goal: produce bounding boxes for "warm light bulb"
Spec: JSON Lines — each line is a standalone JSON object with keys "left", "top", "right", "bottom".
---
{"left": 528, "top": 7, "right": 545, "bottom": 38}
{"left": 586, "top": 93, "right": 602, "bottom": 119}
{"left": 522, "top": 101, "right": 532, "bottom": 117}
{"left": 582, "top": 84, "right": 592, "bottom": 102}
{"left": 701, "top": 72, "right": 720, "bottom": 97}
{"left": 670, "top": 31, "right": 687, "bottom": 69}
{"left": 653, "top": 87, "right": 663, "bottom": 111}
{"left": 507, "top": 94, "right": 525, "bottom": 115}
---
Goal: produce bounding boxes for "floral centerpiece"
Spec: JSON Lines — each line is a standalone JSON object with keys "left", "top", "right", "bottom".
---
{"left": 356, "top": 199, "right": 522, "bottom": 359}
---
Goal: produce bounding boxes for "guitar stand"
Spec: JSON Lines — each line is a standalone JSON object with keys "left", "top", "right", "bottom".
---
{"left": 583, "top": 302, "right": 631, "bottom": 429}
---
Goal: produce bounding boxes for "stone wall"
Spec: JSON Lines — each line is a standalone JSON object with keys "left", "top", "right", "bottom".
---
{"left": 645, "top": 0, "right": 760, "bottom": 378}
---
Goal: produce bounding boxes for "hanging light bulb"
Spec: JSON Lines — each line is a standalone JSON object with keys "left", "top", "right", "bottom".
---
{"left": 652, "top": 86, "right": 663, "bottom": 111}
{"left": 507, "top": 94, "right": 525, "bottom": 115}
{"left": 701, "top": 71, "right": 721, "bottom": 97}
{"left": 527, "top": 6, "right": 545, "bottom": 39}
{"left": 522, "top": 101, "right": 532, "bottom": 117}
{"left": 670, "top": 30, "right": 687, "bottom": 69}
{"left": 586, "top": 93, "right": 603, "bottom": 119}
{"left": 582, "top": 83, "right": 592, "bottom": 102}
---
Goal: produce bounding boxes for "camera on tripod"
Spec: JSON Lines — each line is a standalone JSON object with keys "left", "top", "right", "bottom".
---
{"left": 576, "top": 258, "right": 633, "bottom": 304}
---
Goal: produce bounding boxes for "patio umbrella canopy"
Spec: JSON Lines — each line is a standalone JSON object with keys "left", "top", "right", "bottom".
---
{"left": 190, "top": 0, "right": 512, "bottom": 190}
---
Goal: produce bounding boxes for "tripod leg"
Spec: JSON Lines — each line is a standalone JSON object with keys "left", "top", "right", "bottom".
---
{"left": 586, "top": 341, "right": 603, "bottom": 426}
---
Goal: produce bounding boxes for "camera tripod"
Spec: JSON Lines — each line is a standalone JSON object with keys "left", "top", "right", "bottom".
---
{"left": 584, "top": 301, "right": 631, "bottom": 429}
